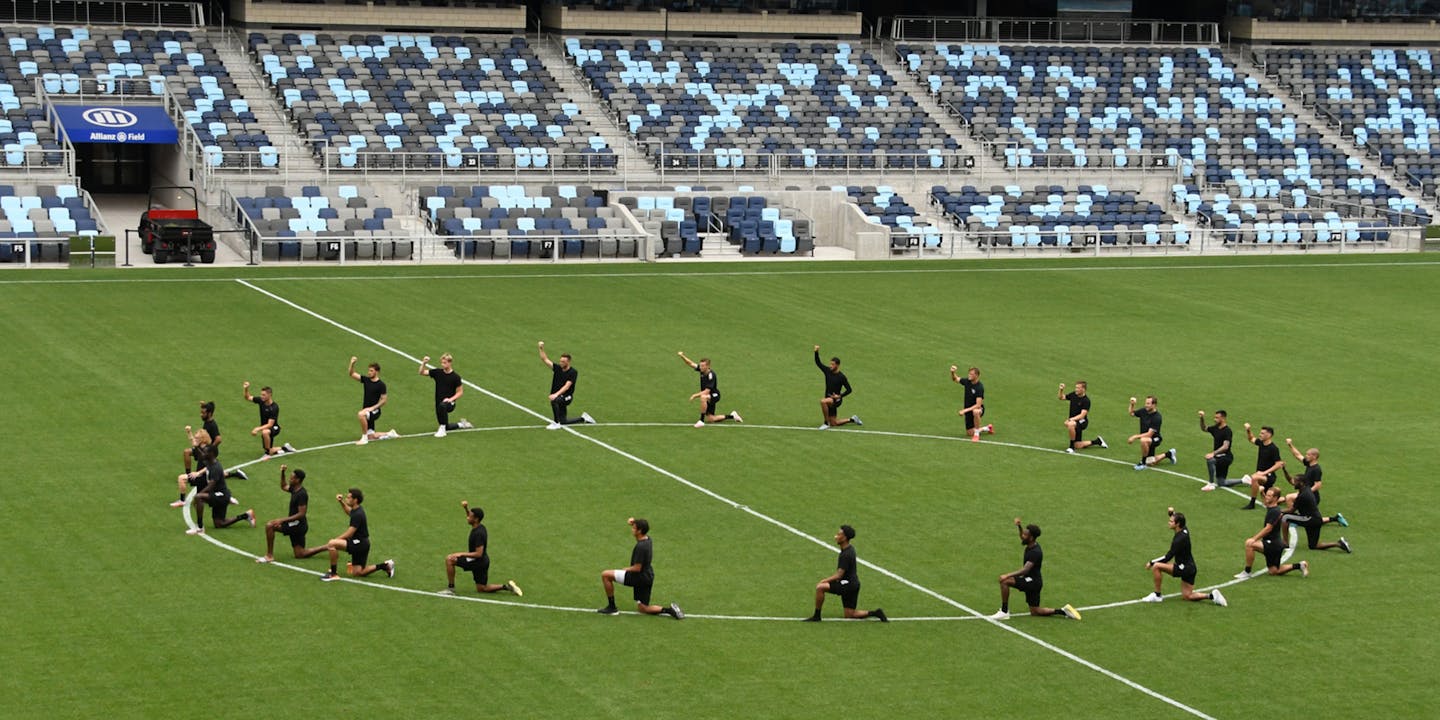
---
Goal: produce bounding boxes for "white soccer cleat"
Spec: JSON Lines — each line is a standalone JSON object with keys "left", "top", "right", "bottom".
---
{"left": 356, "top": 436, "right": 369, "bottom": 446}
{"left": 818, "top": 423, "right": 830, "bottom": 430}
{"left": 1300, "top": 560, "right": 1310, "bottom": 578}
{"left": 1065, "top": 448, "right": 1075, "bottom": 454}
{"left": 169, "top": 499, "right": 186, "bottom": 508}
{"left": 434, "top": 426, "right": 447, "bottom": 438}
{"left": 506, "top": 580, "right": 523, "bottom": 597}
{"left": 384, "top": 559, "right": 396, "bottom": 578}
{"left": 185, "top": 527, "right": 205, "bottom": 536}
{"left": 988, "top": 610, "right": 1010, "bottom": 620}
{"left": 1211, "top": 589, "right": 1228, "bottom": 607}
{"left": 282, "top": 443, "right": 297, "bottom": 453}
{"left": 256, "top": 556, "right": 273, "bottom": 564}
{"left": 1233, "top": 570, "right": 1250, "bottom": 580}
{"left": 730, "top": 411, "right": 743, "bottom": 423}
{"left": 581, "top": 412, "right": 596, "bottom": 424}
{"left": 385, "top": 429, "right": 399, "bottom": 439}
{"left": 546, "top": 422, "right": 562, "bottom": 430}
{"left": 229, "top": 496, "right": 240, "bottom": 505}
{"left": 1140, "top": 593, "right": 1163, "bottom": 603}
{"left": 457, "top": 419, "right": 473, "bottom": 429}
{"left": 437, "top": 588, "right": 456, "bottom": 596}
{"left": 694, "top": 421, "right": 705, "bottom": 428}
{"left": 1201, "top": 483, "right": 1216, "bottom": 492}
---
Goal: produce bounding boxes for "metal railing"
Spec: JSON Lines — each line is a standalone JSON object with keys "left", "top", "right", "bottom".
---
{"left": 0, "top": 0, "right": 203, "bottom": 27}
{"left": 890, "top": 16, "right": 1220, "bottom": 45}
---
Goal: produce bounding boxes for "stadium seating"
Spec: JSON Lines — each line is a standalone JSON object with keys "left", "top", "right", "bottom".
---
{"left": 424, "top": 184, "right": 637, "bottom": 259}
{"left": 0, "top": 182, "right": 102, "bottom": 261}
{"left": 248, "top": 33, "right": 616, "bottom": 169}
{"left": 234, "top": 184, "right": 412, "bottom": 260}
{"left": 568, "top": 37, "right": 959, "bottom": 169}
{"left": 830, "top": 185, "right": 942, "bottom": 250}
{"left": 932, "top": 184, "right": 1182, "bottom": 247}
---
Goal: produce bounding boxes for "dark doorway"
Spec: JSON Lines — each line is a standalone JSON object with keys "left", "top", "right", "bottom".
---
{"left": 76, "top": 142, "right": 150, "bottom": 193}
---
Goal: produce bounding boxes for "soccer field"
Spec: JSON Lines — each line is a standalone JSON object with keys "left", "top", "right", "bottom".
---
{"left": 2, "top": 255, "right": 1436, "bottom": 719}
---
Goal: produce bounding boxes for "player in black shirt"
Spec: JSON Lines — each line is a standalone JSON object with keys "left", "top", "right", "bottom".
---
{"left": 804, "top": 525, "right": 887, "bottom": 622}
{"left": 1128, "top": 395, "right": 1175, "bottom": 470}
{"left": 440, "top": 500, "right": 522, "bottom": 596}
{"left": 319, "top": 488, "right": 394, "bottom": 581}
{"left": 1060, "top": 381, "right": 1105, "bottom": 452}
{"left": 1237, "top": 486, "right": 1309, "bottom": 578}
{"left": 1199, "top": 409, "right": 1237, "bottom": 492}
{"left": 419, "top": 353, "right": 471, "bottom": 438}
{"left": 678, "top": 351, "right": 743, "bottom": 427}
{"left": 598, "top": 517, "right": 683, "bottom": 618}
{"left": 184, "top": 443, "right": 255, "bottom": 535}
{"left": 1240, "top": 424, "right": 1287, "bottom": 509}
{"left": 815, "top": 346, "right": 861, "bottom": 429}
{"left": 1141, "top": 508, "right": 1226, "bottom": 606}
{"left": 952, "top": 365, "right": 993, "bottom": 441}
{"left": 1278, "top": 467, "right": 1351, "bottom": 553}
{"left": 243, "top": 382, "right": 296, "bottom": 458}
{"left": 174, "top": 402, "right": 241, "bottom": 506}
{"left": 991, "top": 519, "right": 1080, "bottom": 620}
{"left": 349, "top": 357, "right": 399, "bottom": 445}
{"left": 257, "top": 464, "right": 328, "bottom": 564}
{"left": 540, "top": 341, "right": 595, "bottom": 429}
{"left": 1282, "top": 439, "right": 1348, "bottom": 532}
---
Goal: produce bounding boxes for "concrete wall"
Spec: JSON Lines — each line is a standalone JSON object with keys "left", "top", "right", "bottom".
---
{"left": 1228, "top": 17, "right": 1440, "bottom": 44}
{"left": 231, "top": 0, "right": 525, "bottom": 31}
{"left": 542, "top": 7, "right": 862, "bottom": 37}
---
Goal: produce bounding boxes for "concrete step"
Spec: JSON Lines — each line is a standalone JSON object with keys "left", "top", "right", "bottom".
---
{"left": 207, "top": 29, "right": 317, "bottom": 170}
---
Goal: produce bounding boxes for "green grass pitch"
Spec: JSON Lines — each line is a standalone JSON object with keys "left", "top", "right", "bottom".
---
{"left": 2, "top": 255, "right": 1437, "bottom": 719}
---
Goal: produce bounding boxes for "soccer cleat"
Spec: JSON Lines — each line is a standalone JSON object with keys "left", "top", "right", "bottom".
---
{"left": 282, "top": 443, "right": 297, "bottom": 453}
{"left": 989, "top": 610, "right": 1010, "bottom": 620}
{"left": 383, "top": 559, "right": 396, "bottom": 578}
{"left": 850, "top": 415, "right": 863, "bottom": 426}
{"left": 1211, "top": 589, "right": 1228, "bottom": 607}
{"left": 970, "top": 432, "right": 980, "bottom": 443}
{"left": 434, "top": 426, "right": 447, "bottom": 438}
{"left": 1233, "top": 570, "right": 1251, "bottom": 580}
{"left": 872, "top": 608, "right": 888, "bottom": 622}
{"left": 260, "top": 454, "right": 272, "bottom": 462}
{"left": 229, "top": 496, "right": 240, "bottom": 505}
{"left": 1140, "top": 593, "right": 1163, "bottom": 603}
{"left": 730, "top": 411, "right": 743, "bottom": 423}
{"left": 1338, "top": 537, "right": 1352, "bottom": 554}
{"left": 596, "top": 606, "right": 619, "bottom": 615}
{"left": 1061, "top": 604, "right": 1082, "bottom": 621}
{"left": 185, "top": 527, "right": 205, "bottom": 535}
{"left": 581, "top": 412, "right": 596, "bottom": 424}
{"left": 984, "top": 424, "right": 995, "bottom": 434}
{"left": 356, "top": 436, "right": 369, "bottom": 446}
{"left": 232, "top": 469, "right": 248, "bottom": 481}
{"left": 1300, "top": 560, "right": 1310, "bottom": 578}
{"left": 1065, "top": 447, "right": 1075, "bottom": 454}
{"left": 802, "top": 616, "right": 821, "bottom": 622}
{"left": 319, "top": 571, "right": 341, "bottom": 582}
{"left": 1334, "top": 513, "right": 1349, "bottom": 527}
{"left": 256, "top": 556, "right": 273, "bottom": 564}
{"left": 169, "top": 499, "right": 186, "bottom": 508}
{"left": 818, "top": 423, "right": 830, "bottom": 430}
{"left": 246, "top": 509, "right": 256, "bottom": 527}
{"left": 546, "top": 422, "right": 562, "bottom": 430}
{"left": 506, "top": 580, "right": 523, "bottom": 597}
{"left": 694, "top": 421, "right": 705, "bottom": 428}
{"left": 1133, "top": 463, "right": 1147, "bottom": 471}
{"left": 1201, "top": 483, "right": 1216, "bottom": 492}
{"left": 1095, "top": 436, "right": 1108, "bottom": 449}
{"left": 457, "top": 419, "right": 473, "bottom": 429}
{"left": 437, "top": 588, "right": 455, "bottom": 596}
{"left": 1167, "top": 448, "right": 1178, "bottom": 464}
{"left": 385, "top": 429, "right": 399, "bottom": 439}
{"left": 669, "top": 602, "right": 684, "bottom": 620}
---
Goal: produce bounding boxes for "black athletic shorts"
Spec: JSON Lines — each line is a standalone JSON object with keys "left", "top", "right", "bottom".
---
{"left": 347, "top": 537, "right": 371, "bottom": 568}
{"left": 280, "top": 520, "right": 308, "bottom": 547}
{"left": 458, "top": 555, "right": 490, "bottom": 585}
{"left": 364, "top": 408, "right": 381, "bottom": 430}
{"left": 622, "top": 572, "right": 653, "bottom": 605}
{"left": 825, "top": 579, "right": 860, "bottom": 609}
{"left": 1169, "top": 561, "right": 1197, "bottom": 585}
{"left": 1146, "top": 435, "right": 1164, "bottom": 452}
{"left": 1072, "top": 417, "right": 1088, "bottom": 443}
{"left": 1263, "top": 540, "right": 1285, "bottom": 568}
{"left": 704, "top": 391, "right": 720, "bottom": 416}
{"left": 552, "top": 394, "right": 573, "bottom": 408}
{"left": 206, "top": 494, "right": 230, "bottom": 522}
{"left": 1014, "top": 575, "right": 1043, "bottom": 608}
{"left": 1257, "top": 471, "right": 1276, "bottom": 488}
{"left": 964, "top": 404, "right": 986, "bottom": 429}
{"left": 825, "top": 395, "right": 843, "bottom": 416}
{"left": 1211, "top": 452, "right": 1233, "bottom": 479}
{"left": 265, "top": 425, "right": 282, "bottom": 440}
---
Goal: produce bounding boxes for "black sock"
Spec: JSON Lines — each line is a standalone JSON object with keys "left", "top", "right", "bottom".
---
{"left": 660, "top": 606, "right": 675, "bottom": 617}
{"left": 1000, "top": 601, "right": 1009, "bottom": 613}
{"left": 1245, "top": 498, "right": 1256, "bottom": 508}
{"left": 605, "top": 596, "right": 616, "bottom": 609}
{"left": 1243, "top": 566, "right": 1251, "bottom": 574}
{"left": 330, "top": 565, "right": 338, "bottom": 574}
{"left": 810, "top": 609, "right": 822, "bottom": 620}
{"left": 178, "top": 492, "right": 186, "bottom": 501}
{"left": 447, "top": 583, "right": 455, "bottom": 589}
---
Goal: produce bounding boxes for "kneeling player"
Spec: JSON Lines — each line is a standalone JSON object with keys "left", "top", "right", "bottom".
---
{"left": 1141, "top": 508, "right": 1226, "bottom": 606}
{"left": 1237, "top": 487, "right": 1308, "bottom": 578}
{"left": 319, "top": 488, "right": 394, "bottom": 581}
{"left": 440, "top": 501, "right": 521, "bottom": 596}
{"left": 990, "top": 518, "right": 1079, "bottom": 620}
{"left": 598, "top": 517, "right": 682, "bottom": 619}
{"left": 804, "top": 524, "right": 886, "bottom": 622}
{"left": 257, "top": 464, "right": 327, "bottom": 564}
{"left": 185, "top": 442, "right": 254, "bottom": 535}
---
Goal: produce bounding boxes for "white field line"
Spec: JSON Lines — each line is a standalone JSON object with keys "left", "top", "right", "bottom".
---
{"left": 222, "top": 280, "right": 1234, "bottom": 718}
{"left": 1, "top": 258, "right": 1436, "bottom": 286}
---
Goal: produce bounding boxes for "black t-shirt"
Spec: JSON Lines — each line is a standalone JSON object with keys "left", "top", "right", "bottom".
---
{"left": 1022, "top": 542, "right": 1044, "bottom": 582}
{"left": 202, "top": 418, "right": 221, "bottom": 443}
{"left": 468, "top": 524, "right": 488, "bottom": 557}
{"left": 204, "top": 458, "right": 227, "bottom": 495}
{"left": 1065, "top": 392, "right": 1089, "bottom": 421}
{"left": 1254, "top": 439, "right": 1280, "bottom": 473}
{"left": 960, "top": 378, "right": 984, "bottom": 408}
{"left": 431, "top": 370, "right": 461, "bottom": 403}
{"left": 1134, "top": 408, "right": 1162, "bottom": 438}
{"left": 1161, "top": 528, "right": 1194, "bottom": 569}
{"left": 288, "top": 485, "right": 309, "bottom": 529}
{"left": 815, "top": 351, "right": 852, "bottom": 397}
{"left": 1292, "top": 484, "right": 1320, "bottom": 517}
{"left": 1206, "top": 424, "right": 1233, "bottom": 453}
{"left": 631, "top": 537, "right": 654, "bottom": 582}
{"left": 360, "top": 376, "right": 386, "bottom": 408}
{"left": 697, "top": 367, "right": 718, "bottom": 393}
{"left": 349, "top": 506, "right": 369, "bottom": 541}
{"left": 1299, "top": 459, "right": 1322, "bottom": 488}
{"left": 1262, "top": 506, "right": 1284, "bottom": 545}
{"left": 551, "top": 364, "right": 577, "bottom": 396}
{"left": 253, "top": 397, "right": 280, "bottom": 429}
{"left": 836, "top": 544, "right": 858, "bottom": 585}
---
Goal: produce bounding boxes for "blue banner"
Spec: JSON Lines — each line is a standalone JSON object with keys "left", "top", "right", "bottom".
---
{"left": 52, "top": 105, "right": 178, "bottom": 144}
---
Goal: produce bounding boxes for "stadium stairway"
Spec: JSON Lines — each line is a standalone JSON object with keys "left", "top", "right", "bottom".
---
{"left": 211, "top": 29, "right": 317, "bottom": 171}
{"left": 1235, "top": 50, "right": 1440, "bottom": 221}
{"left": 533, "top": 34, "right": 658, "bottom": 182}
{"left": 878, "top": 40, "right": 986, "bottom": 170}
